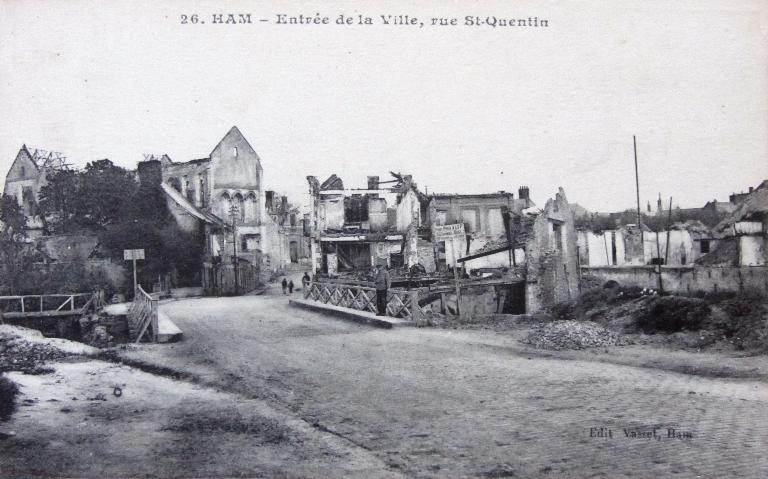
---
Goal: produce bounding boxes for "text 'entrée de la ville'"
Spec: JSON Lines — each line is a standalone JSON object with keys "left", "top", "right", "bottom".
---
{"left": 179, "top": 13, "right": 549, "bottom": 29}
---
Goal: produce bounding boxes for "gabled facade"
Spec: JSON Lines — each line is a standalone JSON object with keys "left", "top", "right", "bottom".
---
{"left": 2, "top": 145, "right": 56, "bottom": 234}
{"left": 155, "top": 126, "right": 304, "bottom": 287}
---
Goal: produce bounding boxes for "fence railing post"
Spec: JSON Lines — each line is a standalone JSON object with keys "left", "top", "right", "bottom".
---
{"left": 410, "top": 289, "right": 424, "bottom": 325}
{"left": 150, "top": 297, "right": 159, "bottom": 343}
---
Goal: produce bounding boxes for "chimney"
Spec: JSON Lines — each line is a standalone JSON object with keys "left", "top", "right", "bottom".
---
{"left": 518, "top": 186, "right": 530, "bottom": 200}
{"left": 749, "top": 187, "right": 754, "bottom": 193}
{"left": 265, "top": 191, "right": 275, "bottom": 211}
{"left": 281, "top": 196, "right": 288, "bottom": 212}
{"left": 137, "top": 159, "right": 162, "bottom": 187}
{"left": 367, "top": 176, "right": 379, "bottom": 190}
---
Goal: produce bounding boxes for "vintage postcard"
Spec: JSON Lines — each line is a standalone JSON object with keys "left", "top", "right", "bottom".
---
{"left": 1, "top": 1, "right": 767, "bottom": 477}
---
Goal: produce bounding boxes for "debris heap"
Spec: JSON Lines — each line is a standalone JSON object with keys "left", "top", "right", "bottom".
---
{"left": 521, "top": 320, "right": 631, "bottom": 350}
{"left": 0, "top": 325, "right": 96, "bottom": 374}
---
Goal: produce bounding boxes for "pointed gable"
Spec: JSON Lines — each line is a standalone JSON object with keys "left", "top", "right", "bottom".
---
{"left": 4, "top": 145, "right": 40, "bottom": 184}
{"left": 209, "top": 126, "right": 263, "bottom": 190}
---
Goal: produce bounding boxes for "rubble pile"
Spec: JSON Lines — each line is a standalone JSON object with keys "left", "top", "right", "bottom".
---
{"left": 521, "top": 320, "right": 631, "bottom": 350}
{"left": 0, "top": 325, "right": 96, "bottom": 374}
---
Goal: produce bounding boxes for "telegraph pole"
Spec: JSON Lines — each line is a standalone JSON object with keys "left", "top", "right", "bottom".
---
{"left": 229, "top": 204, "right": 239, "bottom": 295}
{"left": 633, "top": 136, "right": 643, "bottom": 244}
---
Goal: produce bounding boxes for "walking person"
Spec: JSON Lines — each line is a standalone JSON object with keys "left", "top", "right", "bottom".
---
{"left": 374, "top": 263, "right": 391, "bottom": 316}
{"left": 301, "top": 272, "right": 310, "bottom": 290}
{"left": 281, "top": 278, "right": 288, "bottom": 295}
{"left": 288, "top": 280, "right": 294, "bottom": 294}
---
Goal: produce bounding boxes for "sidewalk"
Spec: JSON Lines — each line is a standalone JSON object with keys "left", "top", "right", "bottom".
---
{"left": 289, "top": 298, "right": 415, "bottom": 329}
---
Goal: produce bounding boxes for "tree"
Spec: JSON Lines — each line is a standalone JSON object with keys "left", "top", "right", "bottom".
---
{"left": 73, "top": 159, "right": 137, "bottom": 229}
{"left": 97, "top": 161, "right": 204, "bottom": 291}
{"left": 38, "top": 168, "right": 79, "bottom": 234}
{"left": 0, "top": 195, "right": 35, "bottom": 294}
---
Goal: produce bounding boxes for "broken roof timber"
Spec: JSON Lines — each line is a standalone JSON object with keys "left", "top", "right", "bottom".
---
{"left": 319, "top": 189, "right": 397, "bottom": 196}
{"left": 457, "top": 243, "right": 519, "bottom": 263}
{"left": 320, "top": 234, "right": 403, "bottom": 242}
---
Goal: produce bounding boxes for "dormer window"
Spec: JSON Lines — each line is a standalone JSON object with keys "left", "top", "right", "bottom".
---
{"left": 233, "top": 147, "right": 238, "bottom": 158}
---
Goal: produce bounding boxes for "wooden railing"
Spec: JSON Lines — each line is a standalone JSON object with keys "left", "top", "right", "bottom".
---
{"left": 127, "top": 286, "right": 158, "bottom": 343}
{"left": 0, "top": 291, "right": 105, "bottom": 319}
{"left": 304, "top": 281, "right": 423, "bottom": 321}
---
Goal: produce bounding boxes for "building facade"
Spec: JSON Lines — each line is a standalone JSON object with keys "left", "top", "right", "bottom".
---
{"left": 153, "top": 126, "right": 308, "bottom": 288}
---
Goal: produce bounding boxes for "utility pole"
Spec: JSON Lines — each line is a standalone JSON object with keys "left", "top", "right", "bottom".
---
{"left": 664, "top": 196, "right": 673, "bottom": 265}
{"left": 633, "top": 136, "right": 643, "bottom": 245}
{"left": 229, "top": 204, "right": 239, "bottom": 295}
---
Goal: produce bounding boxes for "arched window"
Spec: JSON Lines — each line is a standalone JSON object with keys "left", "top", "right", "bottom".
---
{"left": 233, "top": 193, "right": 245, "bottom": 222}
{"left": 246, "top": 192, "right": 257, "bottom": 222}
{"left": 220, "top": 192, "right": 232, "bottom": 216}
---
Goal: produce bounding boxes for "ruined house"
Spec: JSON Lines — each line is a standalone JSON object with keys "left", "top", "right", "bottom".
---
{"left": 152, "top": 126, "right": 307, "bottom": 289}
{"left": 428, "top": 187, "right": 534, "bottom": 270}
{"left": 701, "top": 187, "right": 768, "bottom": 266}
{"left": 451, "top": 188, "right": 579, "bottom": 314}
{"left": 3, "top": 145, "right": 70, "bottom": 237}
{"left": 304, "top": 174, "right": 580, "bottom": 314}
{"left": 577, "top": 221, "right": 715, "bottom": 267}
{"left": 306, "top": 173, "right": 426, "bottom": 276}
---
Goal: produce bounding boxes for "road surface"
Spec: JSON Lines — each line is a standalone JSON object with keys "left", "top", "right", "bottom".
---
{"left": 126, "top": 292, "right": 768, "bottom": 478}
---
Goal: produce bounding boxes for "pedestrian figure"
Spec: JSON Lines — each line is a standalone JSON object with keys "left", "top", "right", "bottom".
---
{"left": 281, "top": 278, "right": 288, "bottom": 295}
{"left": 302, "top": 272, "right": 310, "bottom": 290}
{"left": 288, "top": 280, "right": 294, "bottom": 294}
{"left": 374, "top": 264, "right": 391, "bottom": 316}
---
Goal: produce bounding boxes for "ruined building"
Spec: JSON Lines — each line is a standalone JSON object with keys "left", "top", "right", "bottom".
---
{"left": 305, "top": 172, "right": 426, "bottom": 275}
{"left": 3, "top": 146, "right": 71, "bottom": 238}
{"left": 148, "top": 126, "right": 308, "bottom": 290}
{"left": 305, "top": 170, "right": 577, "bottom": 313}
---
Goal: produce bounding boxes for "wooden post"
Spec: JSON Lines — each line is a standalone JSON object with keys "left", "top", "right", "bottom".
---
{"left": 655, "top": 233, "right": 664, "bottom": 293}
{"left": 440, "top": 292, "right": 446, "bottom": 314}
{"left": 150, "top": 297, "right": 159, "bottom": 343}
{"left": 410, "top": 289, "right": 423, "bottom": 325}
{"left": 634, "top": 135, "right": 643, "bottom": 245}
{"left": 132, "top": 258, "right": 138, "bottom": 298}
{"left": 664, "top": 196, "right": 673, "bottom": 265}
{"left": 451, "top": 240, "right": 461, "bottom": 318}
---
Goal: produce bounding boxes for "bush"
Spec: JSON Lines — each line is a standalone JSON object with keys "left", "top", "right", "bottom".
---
{"left": 0, "top": 375, "right": 19, "bottom": 421}
{"left": 635, "top": 296, "right": 711, "bottom": 333}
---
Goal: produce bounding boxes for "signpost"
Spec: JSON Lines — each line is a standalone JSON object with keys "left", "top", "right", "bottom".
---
{"left": 124, "top": 249, "right": 145, "bottom": 297}
{"left": 433, "top": 223, "right": 466, "bottom": 317}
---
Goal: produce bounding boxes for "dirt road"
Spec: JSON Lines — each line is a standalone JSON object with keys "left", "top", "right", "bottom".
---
{"left": 118, "top": 293, "right": 768, "bottom": 478}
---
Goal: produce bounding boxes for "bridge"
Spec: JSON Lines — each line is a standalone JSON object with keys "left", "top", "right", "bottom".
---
{"left": 0, "top": 292, "right": 104, "bottom": 320}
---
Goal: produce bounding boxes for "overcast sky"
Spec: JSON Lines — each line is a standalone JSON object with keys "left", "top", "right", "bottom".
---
{"left": 1, "top": 0, "right": 767, "bottom": 212}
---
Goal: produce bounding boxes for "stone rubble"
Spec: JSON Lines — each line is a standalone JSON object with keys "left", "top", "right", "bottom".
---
{"left": 521, "top": 320, "right": 632, "bottom": 350}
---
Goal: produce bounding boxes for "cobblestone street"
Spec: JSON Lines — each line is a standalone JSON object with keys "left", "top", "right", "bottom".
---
{"left": 121, "top": 295, "right": 768, "bottom": 478}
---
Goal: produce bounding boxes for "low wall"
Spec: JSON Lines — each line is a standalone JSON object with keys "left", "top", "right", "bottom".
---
{"left": 582, "top": 265, "right": 768, "bottom": 294}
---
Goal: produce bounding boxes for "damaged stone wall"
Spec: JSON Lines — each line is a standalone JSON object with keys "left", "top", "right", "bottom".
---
{"left": 368, "top": 197, "right": 388, "bottom": 231}
{"left": 318, "top": 195, "right": 345, "bottom": 230}
{"left": 525, "top": 188, "right": 579, "bottom": 313}
{"left": 396, "top": 189, "right": 422, "bottom": 232}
